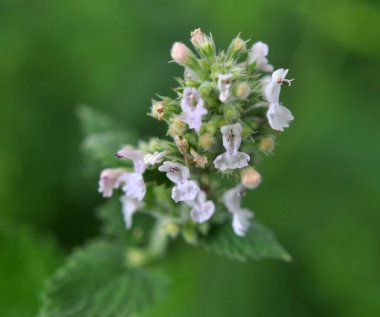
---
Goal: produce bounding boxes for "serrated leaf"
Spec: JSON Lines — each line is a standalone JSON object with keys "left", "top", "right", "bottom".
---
{"left": 96, "top": 198, "right": 129, "bottom": 239}
{"left": 202, "top": 221, "right": 291, "bottom": 262}
{"left": 38, "top": 240, "right": 168, "bottom": 317}
{"left": 77, "top": 105, "right": 117, "bottom": 135}
{"left": 82, "top": 131, "right": 132, "bottom": 168}
{"left": 77, "top": 105, "right": 137, "bottom": 168}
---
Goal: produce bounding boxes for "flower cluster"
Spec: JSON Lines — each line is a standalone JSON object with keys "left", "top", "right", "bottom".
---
{"left": 98, "top": 29, "right": 294, "bottom": 240}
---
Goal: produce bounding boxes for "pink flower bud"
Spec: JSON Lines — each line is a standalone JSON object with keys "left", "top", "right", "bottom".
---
{"left": 171, "top": 42, "right": 190, "bottom": 64}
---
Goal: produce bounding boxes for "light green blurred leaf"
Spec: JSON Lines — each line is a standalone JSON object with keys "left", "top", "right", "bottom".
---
{"left": 38, "top": 240, "right": 168, "bottom": 317}
{"left": 203, "top": 221, "right": 291, "bottom": 262}
{"left": 77, "top": 105, "right": 137, "bottom": 169}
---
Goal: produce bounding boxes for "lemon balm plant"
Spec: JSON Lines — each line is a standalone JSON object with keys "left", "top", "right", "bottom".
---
{"left": 38, "top": 29, "right": 294, "bottom": 317}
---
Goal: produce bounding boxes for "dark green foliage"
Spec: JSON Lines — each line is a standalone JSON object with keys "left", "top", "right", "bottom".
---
{"left": 38, "top": 240, "right": 168, "bottom": 317}
{"left": 203, "top": 221, "right": 291, "bottom": 262}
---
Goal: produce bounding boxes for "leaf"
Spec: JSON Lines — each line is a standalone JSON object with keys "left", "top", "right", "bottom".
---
{"left": 202, "top": 221, "right": 291, "bottom": 262}
{"left": 76, "top": 105, "right": 136, "bottom": 169}
{"left": 82, "top": 131, "right": 132, "bottom": 168}
{"left": 38, "top": 240, "right": 168, "bottom": 317}
{"left": 77, "top": 104, "right": 117, "bottom": 135}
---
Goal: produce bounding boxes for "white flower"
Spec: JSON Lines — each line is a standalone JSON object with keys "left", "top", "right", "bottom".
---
{"left": 213, "top": 123, "right": 250, "bottom": 171}
{"left": 158, "top": 161, "right": 190, "bottom": 184}
{"left": 248, "top": 41, "right": 274, "bottom": 72}
{"left": 172, "top": 180, "right": 200, "bottom": 203}
{"left": 180, "top": 87, "right": 207, "bottom": 132}
{"left": 267, "top": 102, "right": 294, "bottom": 132}
{"left": 116, "top": 147, "right": 146, "bottom": 174}
{"left": 143, "top": 151, "right": 167, "bottom": 166}
{"left": 264, "top": 69, "right": 293, "bottom": 103}
{"left": 159, "top": 161, "right": 200, "bottom": 203}
{"left": 223, "top": 184, "right": 254, "bottom": 237}
{"left": 218, "top": 73, "right": 233, "bottom": 103}
{"left": 263, "top": 69, "right": 294, "bottom": 131}
{"left": 120, "top": 195, "right": 141, "bottom": 229}
{"left": 119, "top": 172, "right": 146, "bottom": 201}
{"left": 188, "top": 190, "right": 215, "bottom": 223}
{"left": 232, "top": 209, "right": 253, "bottom": 237}
{"left": 98, "top": 168, "right": 124, "bottom": 198}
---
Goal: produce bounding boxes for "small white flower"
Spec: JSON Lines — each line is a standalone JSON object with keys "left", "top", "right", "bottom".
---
{"left": 116, "top": 147, "right": 146, "bottom": 174}
{"left": 267, "top": 102, "right": 294, "bottom": 132}
{"left": 120, "top": 195, "right": 141, "bottom": 229}
{"left": 180, "top": 87, "right": 207, "bottom": 132}
{"left": 159, "top": 161, "right": 200, "bottom": 203}
{"left": 188, "top": 190, "right": 215, "bottom": 223}
{"left": 223, "top": 184, "right": 254, "bottom": 237}
{"left": 143, "top": 151, "right": 167, "bottom": 166}
{"left": 232, "top": 209, "right": 253, "bottom": 237}
{"left": 263, "top": 69, "right": 294, "bottom": 131}
{"left": 264, "top": 69, "right": 293, "bottom": 103}
{"left": 213, "top": 123, "right": 250, "bottom": 171}
{"left": 248, "top": 41, "right": 274, "bottom": 72}
{"left": 218, "top": 73, "right": 233, "bottom": 103}
{"left": 172, "top": 180, "right": 200, "bottom": 203}
{"left": 98, "top": 168, "right": 124, "bottom": 198}
{"left": 158, "top": 161, "right": 190, "bottom": 184}
{"left": 119, "top": 172, "right": 146, "bottom": 201}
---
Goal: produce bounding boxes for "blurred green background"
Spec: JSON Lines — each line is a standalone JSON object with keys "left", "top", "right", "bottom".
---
{"left": 1, "top": 0, "right": 379, "bottom": 316}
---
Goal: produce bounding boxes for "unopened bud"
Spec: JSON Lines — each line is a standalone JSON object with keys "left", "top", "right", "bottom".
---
{"left": 162, "top": 223, "right": 180, "bottom": 238}
{"left": 235, "top": 82, "right": 251, "bottom": 99}
{"left": 168, "top": 117, "right": 186, "bottom": 137}
{"left": 152, "top": 101, "right": 165, "bottom": 120}
{"left": 190, "top": 28, "right": 215, "bottom": 59}
{"left": 190, "top": 148, "right": 208, "bottom": 168}
{"left": 233, "top": 37, "right": 246, "bottom": 52}
{"left": 191, "top": 28, "right": 207, "bottom": 47}
{"left": 182, "top": 227, "right": 198, "bottom": 245}
{"left": 241, "top": 167, "right": 262, "bottom": 189}
{"left": 199, "top": 133, "right": 214, "bottom": 150}
{"left": 126, "top": 248, "right": 150, "bottom": 267}
{"left": 227, "top": 35, "right": 247, "bottom": 60}
{"left": 259, "top": 136, "right": 275, "bottom": 154}
{"left": 171, "top": 42, "right": 191, "bottom": 64}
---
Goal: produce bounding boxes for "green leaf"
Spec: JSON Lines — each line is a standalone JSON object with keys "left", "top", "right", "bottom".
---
{"left": 77, "top": 104, "right": 117, "bottom": 135}
{"left": 38, "top": 240, "right": 168, "bottom": 317}
{"left": 96, "top": 198, "right": 129, "bottom": 240}
{"left": 202, "top": 221, "right": 291, "bottom": 262}
{"left": 81, "top": 131, "right": 132, "bottom": 167}
{"left": 76, "top": 105, "right": 136, "bottom": 168}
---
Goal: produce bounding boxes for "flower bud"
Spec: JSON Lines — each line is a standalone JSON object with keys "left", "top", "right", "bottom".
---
{"left": 190, "top": 28, "right": 215, "bottom": 59}
{"left": 222, "top": 105, "right": 238, "bottom": 123}
{"left": 182, "top": 227, "right": 198, "bottom": 245}
{"left": 162, "top": 222, "right": 180, "bottom": 238}
{"left": 235, "top": 82, "right": 251, "bottom": 99}
{"left": 191, "top": 28, "right": 207, "bottom": 47}
{"left": 151, "top": 101, "right": 165, "bottom": 120}
{"left": 199, "top": 133, "right": 214, "bottom": 150}
{"left": 168, "top": 117, "right": 186, "bottom": 137}
{"left": 226, "top": 35, "right": 246, "bottom": 60}
{"left": 171, "top": 42, "right": 191, "bottom": 64}
{"left": 259, "top": 136, "right": 275, "bottom": 154}
{"left": 241, "top": 167, "right": 262, "bottom": 189}
{"left": 190, "top": 148, "right": 208, "bottom": 168}
{"left": 126, "top": 248, "right": 150, "bottom": 267}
